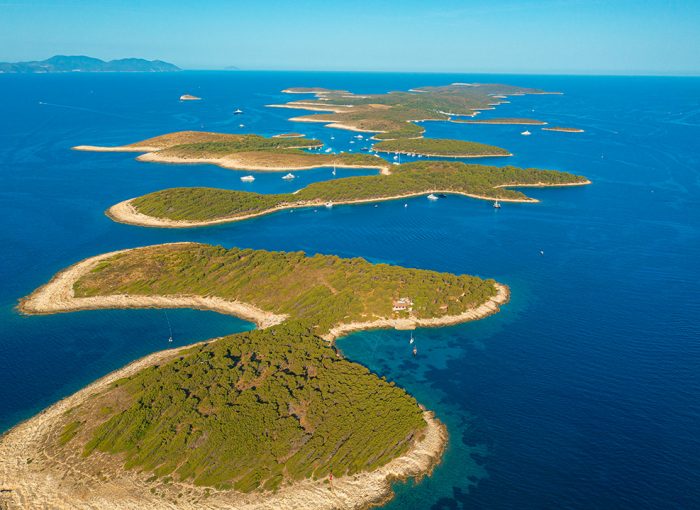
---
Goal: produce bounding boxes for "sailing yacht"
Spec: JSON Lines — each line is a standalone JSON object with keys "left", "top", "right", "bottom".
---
{"left": 282, "top": 173, "right": 295, "bottom": 180}
{"left": 240, "top": 175, "right": 255, "bottom": 182}
{"left": 233, "top": 108, "right": 243, "bottom": 115}
{"left": 427, "top": 194, "right": 439, "bottom": 201}
{"left": 493, "top": 200, "right": 501, "bottom": 208}
{"left": 521, "top": 130, "right": 532, "bottom": 136}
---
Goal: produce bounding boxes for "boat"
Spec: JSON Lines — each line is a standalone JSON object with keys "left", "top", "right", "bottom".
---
{"left": 412, "top": 346, "right": 417, "bottom": 357}
{"left": 324, "top": 148, "right": 332, "bottom": 153}
{"left": 393, "top": 155, "right": 399, "bottom": 160}
{"left": 332, "top": 165, "right": 336, "bottom": 176}
{"left": 409, "top": 333, "right": 414, "bottom": 344}
{"left": 325, "top": 202, "right": 333, "bottom": 209}
{"left": 282, "top": 173, "right": 295, "bottom": 180}
{"left": 493, "top": 200, "right": 501, "bottom": 208}
{"left": 240, "top": 175, "right": 255, "bottom": 182}
{"left": 404, "top": 203, "right": 408, "bottom": 208}
{"left": 330, "top": 136, "right": 335, "bottom": 140}
{"left": 168, "top": 336, "right": 173, "bottom": 343}
{"left": 427, "top": 194, "right": 439, "bottom": 201}
{"left": 521, "top": 130, "right": 532, "bottom": 136}
{"left": 233, "top": 108, "right": 243, "bottom": 115}
{"left": 355, "top": 134, "right": 364, "bottom": 139}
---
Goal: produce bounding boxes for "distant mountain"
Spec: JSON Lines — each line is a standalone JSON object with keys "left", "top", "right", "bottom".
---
{"left": 0, "top": 55, "right": 181, "bottom": 73}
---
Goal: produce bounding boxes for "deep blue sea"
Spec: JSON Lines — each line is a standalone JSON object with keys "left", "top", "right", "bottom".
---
{"left": 1, "top": 71, "right": 698, "bottom": 509}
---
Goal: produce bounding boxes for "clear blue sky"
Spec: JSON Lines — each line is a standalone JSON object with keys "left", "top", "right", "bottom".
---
{"left": 1, "top": 0, "right": 699, "bottom": 75}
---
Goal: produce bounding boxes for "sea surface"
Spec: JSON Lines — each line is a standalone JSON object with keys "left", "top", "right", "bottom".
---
{"left": 1, "top": 71, "right": 698, "bottom": 509}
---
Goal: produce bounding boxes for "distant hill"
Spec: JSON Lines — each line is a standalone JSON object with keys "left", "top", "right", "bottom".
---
{"left": 0, "top": 55, "right": 180, "bottom": 73}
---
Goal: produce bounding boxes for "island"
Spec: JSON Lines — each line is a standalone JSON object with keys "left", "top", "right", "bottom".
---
{"left": 1, "top": 242, "right": 510, "bottom": 509}
{"left": 269, "top": 83, "right": 560, "bottom": 140}
{"left": 73, "top": 130, "right": 389, "bottom": 173}
{"left": 179, "top": 94, "right": 201, "bottom": 101}
{"left": 542, "top": 127, "right": 585, "bottom": 133}
{"left": 372, "top": 138, "right": 512, "bottom": 158}
{"left": 105, "top": 161, "right": 591, "bottom": 228}
{"left": 451, "top": 118, "right": 548, "bottom": 125}
{"left": 0, "top": 55, "right": 180, "bottom": 73}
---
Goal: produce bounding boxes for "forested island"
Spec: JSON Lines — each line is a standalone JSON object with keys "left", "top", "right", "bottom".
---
{"left": 74, "top": 131, "right": 389, "bottom": 173}
{"left": 270, "top": 83, "right": 559, "bottom": 140}
{"left": 2, "top": 242, "right": 509, "bottom": 509}
{"left": 107, "top": 161, "right": 590, "bottom": 228}
{"left": 372, "top": 138, "right": 512, "bottom": 157}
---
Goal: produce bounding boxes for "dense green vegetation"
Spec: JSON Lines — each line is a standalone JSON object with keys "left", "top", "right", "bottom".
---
{"left": 373, "top": 138, "right": 511, "bottom": 156}
{"left": 59, "top": 244, "right": 502, "bottom": 490}
{"left": 124, "top": 131, "right": 321, "bottom": 151}
{"left": 129, "top": 161, "right": 588, "bottom": 223}
{"left": 75, "top": 243, "right": 497, "bottom": 334}
{"left": 281, "top": 83, "right": 552, "bottom": 139}
{"left": 160, "top": 136, "right": 320, "bottom": 155}
{"left": 155, "top": 144, "right": 384, "bottom": 168}
{"left": 79, "top": 322, "right": 426, "bottom": 491}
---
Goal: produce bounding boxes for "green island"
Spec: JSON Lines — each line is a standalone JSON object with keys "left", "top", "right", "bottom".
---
{"left": 451, "top": 117, "right": 548, "bottom": 125}
{"left": 4, "top": 242, "right": 508, "bottom": 507}
{"left": 109, "top": 161, "right": 589, "bottom": 227}
{"left": 73, "top": 130, "right": 389, "bottom": 172}
{"left": 372, "top": 138, "right": 512, "bottom": 157}
{"left": 271, "top": 83, "right": 558, "bottom": 140}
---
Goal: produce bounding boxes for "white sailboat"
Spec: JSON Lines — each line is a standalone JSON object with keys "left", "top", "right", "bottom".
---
{"left": 332, "top": 165, "right": 336, "bottom": 176}
{"left": 240, "top": 175, "right": 255, "bottom": 182}
{"left": 427, "top": 194, "right": 439, "bottom": 201}
{"left": 521, "top": 130, "right": 532, "bottom": 136}
{"left": 282, "top": 173, "right": 295, "bottom": 180}
{"left": 493, "top": 200, "right": 501, "bottom": 208}
{"left": 233, "top": 108, "right": 243, "bottom": 115}
{"left": 325, "top": 202, "right": 333, "bottom": 209}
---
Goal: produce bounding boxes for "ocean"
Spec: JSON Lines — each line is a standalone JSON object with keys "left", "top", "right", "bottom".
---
{"left": 0, "top": 71, "right": 698, "bottom": 509}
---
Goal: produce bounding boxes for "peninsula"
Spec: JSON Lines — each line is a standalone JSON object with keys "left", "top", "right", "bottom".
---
{"left": 269, "top": 83, "right": 559, "bottom": 140}
{"left": 0, "top": 55, "right": 180, "bottom": 73}
{"left": 2, "top": 242, "right": 509, "bottom": 509}
{"left": 74, "top": 130, "right": 389, "bottom": 173}
{"left": 106, "top": 161, "right": 590, "bottom": 228}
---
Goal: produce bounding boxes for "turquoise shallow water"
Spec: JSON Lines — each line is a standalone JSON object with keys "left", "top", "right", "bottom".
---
{"left": 1, "top": 72, "right": 699, "bottom": 508}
